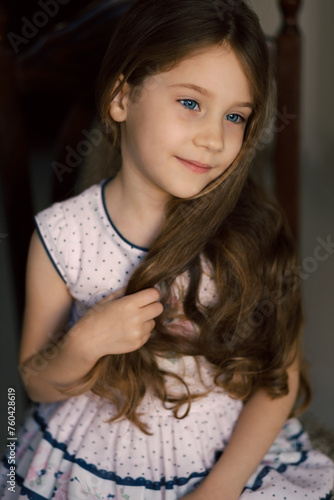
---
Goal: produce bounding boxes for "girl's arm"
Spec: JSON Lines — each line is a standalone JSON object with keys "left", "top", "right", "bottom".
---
{"left": 182, "top": 357, "right": 300, "bottom": 500}
{"left": 19, "top": 231, "right": 163, "bottom": 403}
{"left": 19, "top": 230, "right": 78, "bottom": 402}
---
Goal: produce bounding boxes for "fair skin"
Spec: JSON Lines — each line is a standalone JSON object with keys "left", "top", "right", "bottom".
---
{"left": 19, "top": 45, "right": 299, "bottom": 499}
{"left": 106, "top": 45, "right": 253, "bottom": 248}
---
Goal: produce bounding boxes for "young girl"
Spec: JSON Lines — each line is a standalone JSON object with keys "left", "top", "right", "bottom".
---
{"left": 1, "top": 0, "right": 333, "bottom": 498}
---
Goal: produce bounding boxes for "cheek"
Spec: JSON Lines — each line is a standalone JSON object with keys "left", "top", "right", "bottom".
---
{"left": 226, "top": 128, "right": 245, "bottom": 156}
{"left": 149, "top": 120, "right": 185, "bottom": 152}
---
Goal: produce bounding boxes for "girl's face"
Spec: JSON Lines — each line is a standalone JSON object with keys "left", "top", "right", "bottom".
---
{"left": 110, "top": 44, "right": 253, "bottom": 201}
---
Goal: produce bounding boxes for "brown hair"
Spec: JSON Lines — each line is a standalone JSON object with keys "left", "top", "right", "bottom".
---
{"left": 65, "top": 0, "right": 310, "bottom": 432}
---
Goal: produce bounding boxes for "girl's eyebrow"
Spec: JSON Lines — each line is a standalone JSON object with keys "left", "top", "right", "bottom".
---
{"left": 168, "top": 83, "right": 213, "bottom": 97}
{"left": 168, "top": 83, "right": 253, "bottom": 109}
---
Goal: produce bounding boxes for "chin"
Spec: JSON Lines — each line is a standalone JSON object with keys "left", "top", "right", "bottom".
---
{"left": 168, "top": 183, "right": 207, "bottom": 200}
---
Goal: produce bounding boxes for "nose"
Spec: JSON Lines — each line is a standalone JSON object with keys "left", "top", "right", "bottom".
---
{"left": 193, "top": 116, "right": 224, "bottom": 152}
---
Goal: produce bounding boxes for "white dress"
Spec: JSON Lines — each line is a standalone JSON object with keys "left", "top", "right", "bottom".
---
{"left": 1, "top": 180, "right": 333, "bottom": 499}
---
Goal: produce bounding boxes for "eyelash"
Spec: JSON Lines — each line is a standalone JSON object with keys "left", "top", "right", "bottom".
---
{"left": 226, "top": 114, "right": 245, "bottom": 124}
{"left": 178, "top": 99, "right": 245, "bottom": 124}
{"left": 179, "top": 99, "right": 200, "bottom": 111}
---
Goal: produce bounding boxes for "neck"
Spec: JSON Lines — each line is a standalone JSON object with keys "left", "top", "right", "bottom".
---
{"left": 104, "top": 168, "right": 170, "bottom": 249}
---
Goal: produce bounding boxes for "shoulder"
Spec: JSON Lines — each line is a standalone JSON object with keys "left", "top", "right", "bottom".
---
{"left": 34, "top": 181, "right": 107, "bottom": 284}
{"left": 35, "top": 181, "right": 105, "bottom": 228}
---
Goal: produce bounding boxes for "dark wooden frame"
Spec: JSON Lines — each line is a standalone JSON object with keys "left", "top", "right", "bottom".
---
{"left": 275, "top": 0, "right": 302, "bottom": 239}
{"left": 0, "top": 0, "right": 303, "bottom": 321}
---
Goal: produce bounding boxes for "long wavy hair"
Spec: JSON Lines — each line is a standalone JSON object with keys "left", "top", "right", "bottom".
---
{"left": 64, "top": 0, "right": 311, "bottom": 432}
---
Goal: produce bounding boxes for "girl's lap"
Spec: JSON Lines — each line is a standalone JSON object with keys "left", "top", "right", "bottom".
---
{"left": 0, "top": 389, "right": 238, "bottom": 499}
{"left": 1, "top": 391, "right": 333, "bottom": 499}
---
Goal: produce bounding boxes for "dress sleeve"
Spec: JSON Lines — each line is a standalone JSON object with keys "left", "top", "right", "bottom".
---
{"left": 34, "top": 202, "right": 71, "bottom": 284}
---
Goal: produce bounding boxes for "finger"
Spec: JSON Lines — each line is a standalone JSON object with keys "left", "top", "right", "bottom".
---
{"left": 102, "top": 287, "right": 126, "bottom": 302}
{"left": 131, "top": 287, "right": 161, "bottom": 307}
{"left": 141, "top": 301, "right": 164, "bottom": 322}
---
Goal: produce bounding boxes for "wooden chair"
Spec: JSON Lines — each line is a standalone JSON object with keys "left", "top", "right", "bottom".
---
{"left": 275, "top": 0, "right": 302, "bottom": 239}
{"left": 0, "top": 0, "right": 301, "bottom": 322}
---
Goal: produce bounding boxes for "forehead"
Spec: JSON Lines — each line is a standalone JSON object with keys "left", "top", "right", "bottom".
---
{"left": 154, "top": 44, "right": 252, "bottom": 102}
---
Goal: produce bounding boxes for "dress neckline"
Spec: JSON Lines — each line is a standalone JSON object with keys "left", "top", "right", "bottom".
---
{"left": 101, "top": 178, "right": 150, "bottom": 253}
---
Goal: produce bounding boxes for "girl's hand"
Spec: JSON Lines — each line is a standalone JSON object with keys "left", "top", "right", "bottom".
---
{"left": 70, "top": 287, "right": 163, "bottom": 363}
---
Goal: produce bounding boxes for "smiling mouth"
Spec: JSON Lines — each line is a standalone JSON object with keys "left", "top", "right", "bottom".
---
{"left": 176, "top": 156, "right": 212, "bottom": 174}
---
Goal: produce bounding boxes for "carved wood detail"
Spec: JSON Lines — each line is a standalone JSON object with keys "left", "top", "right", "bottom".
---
{"left": 275, "top": 0, "right": 302, "bottom": 239}
{"left": 279, "top": 0, "right": 302, "bottom": 31}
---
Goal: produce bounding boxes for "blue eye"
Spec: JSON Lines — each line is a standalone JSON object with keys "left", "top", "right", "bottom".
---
{"left": 179, "top": 99, "right": 200, "bottom": 111}
{"left": 226, "top": 113, "right": 243, "bottom": 123}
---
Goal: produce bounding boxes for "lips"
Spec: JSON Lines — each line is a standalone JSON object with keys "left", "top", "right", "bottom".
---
{"left": 176, "top": 156, "right": 212, "bottom": 174}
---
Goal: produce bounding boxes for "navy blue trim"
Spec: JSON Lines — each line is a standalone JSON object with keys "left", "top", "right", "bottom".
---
{"left": 26, "top": 410, "right": 208, "bottom": 491}
{"left": 243, "top": 450, "right": 309, "bottom": 492}
{"left": 101, "top": 179, "right": 150, "bottom": 253}
{"left": 16, "top": 472, "right": 50, "bottom": 500}
{"left": 2, "top": 430, "right": 333, "bottom": 498}
{"left": 1, "top": 459, "right": 48, "bottom": 500}
{"left": 9, "top": 467, "right": 334, "bottom": 500}
{"left": 3, "top": 469, "right": 207, "bottom": 500}
{"left": 286, "top": 427, "right": 305, "bottom": 441}
{"left": 34, "top": 220, "right": 67, "bottom": 284}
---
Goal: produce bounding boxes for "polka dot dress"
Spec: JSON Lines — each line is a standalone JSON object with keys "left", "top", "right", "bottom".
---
{"left": 1, "top": 180, "right": 333, "bottom": 499}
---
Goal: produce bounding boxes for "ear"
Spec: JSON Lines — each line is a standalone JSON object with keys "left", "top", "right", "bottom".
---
{"left": 109, "top": 77, "right": 131, "bottom": 123}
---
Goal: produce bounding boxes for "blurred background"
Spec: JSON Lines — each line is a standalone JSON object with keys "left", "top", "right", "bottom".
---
{"left": 0, "top": 0, "right": 333, "bottom": 451}
{"left": 248, "top": 0, "right": 334, "bottom": 432}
